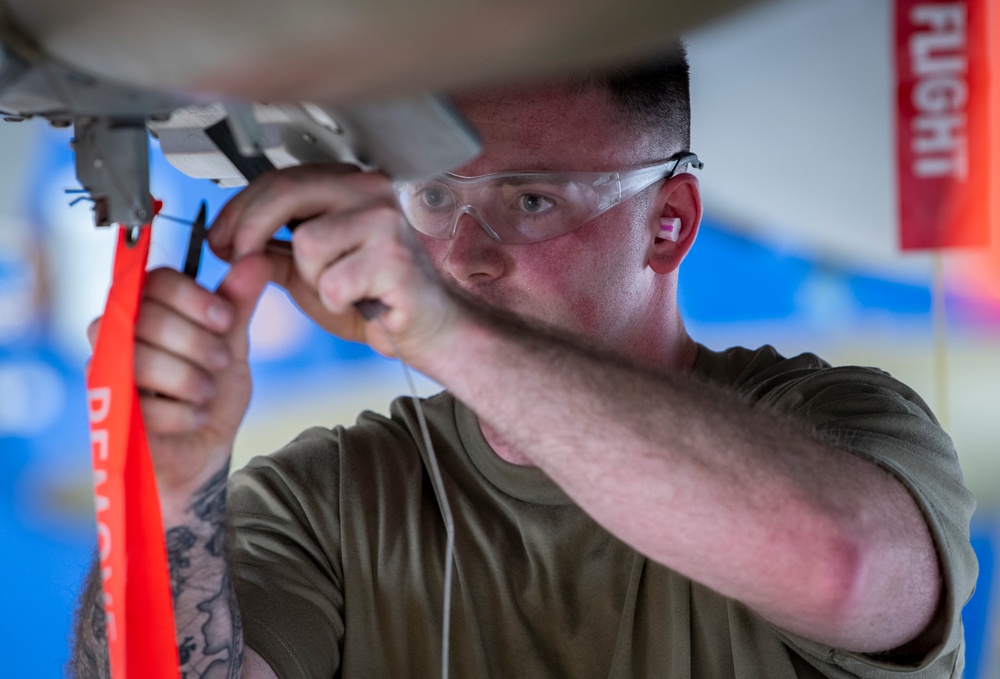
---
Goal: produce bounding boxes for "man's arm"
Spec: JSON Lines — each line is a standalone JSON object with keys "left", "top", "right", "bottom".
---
{"left": 70, "top": 466, "right": 279, "bottom": 679}
{"left": 69, "top": 260, "right": 279, "bottom": 679}
{"left": 69, "top": 556, "right": 110, "bottom": 678}
{"left": 69, "top": 467, "right": 247, "bottom": 678}
{"left": 207, "top": 165, "right": 945, "bottom": 656}
{"left": 418, "top": 304, "right": 942, "bottom": 653}
{"left": 166, "top": 466, "right": 244, "bottom": 678}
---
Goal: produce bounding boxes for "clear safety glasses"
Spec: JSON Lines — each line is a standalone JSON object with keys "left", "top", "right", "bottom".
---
{"left": 393, "top": 151, "right": 702, "bottom": 244}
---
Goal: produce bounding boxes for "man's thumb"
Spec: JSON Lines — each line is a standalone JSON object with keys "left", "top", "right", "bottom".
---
{"left": 216, "top": 254, "right": 274, "bottom": 357}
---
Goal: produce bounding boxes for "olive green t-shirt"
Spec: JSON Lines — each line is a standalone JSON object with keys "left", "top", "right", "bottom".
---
{"left": 228, "top": 345, "right": 978, "bottom": 678}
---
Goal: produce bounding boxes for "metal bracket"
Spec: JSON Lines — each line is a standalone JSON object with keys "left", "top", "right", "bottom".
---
{"left": 74, "top": 118, "right": 151, "bottom": 227}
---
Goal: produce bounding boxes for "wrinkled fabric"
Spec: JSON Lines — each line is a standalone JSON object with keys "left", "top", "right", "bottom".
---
{"left": 228, "top": 345, "right": 977, "bottom": 678}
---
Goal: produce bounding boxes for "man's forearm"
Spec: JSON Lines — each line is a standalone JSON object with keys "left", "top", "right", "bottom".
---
{"left": 69, "top": 465, "right": 243, "bottom": 679}
{"left": 168, "top": 465, "right": 244, "bottom": 679}
{"left": 417, "top": 297, "right": 940, "bottom": 653}
{"left": 69, "top": 556, "right": 111, "bottom": 678}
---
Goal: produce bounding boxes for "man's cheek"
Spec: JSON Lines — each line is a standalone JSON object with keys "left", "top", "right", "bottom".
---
{"left": 566, "top": 297, "right": 601, "bottom": 334}
{"left": 418, "top": 238, "right": 449, "bottom": 274}
{"left": 521, "top": 271, "right": 600, "bottom": 332}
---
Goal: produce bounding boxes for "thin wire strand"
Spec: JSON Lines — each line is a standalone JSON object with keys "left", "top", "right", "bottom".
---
{"left": 932, "top": 254, "right": 950, "bottom": 431}
{"left": 156, "top": 213, "right": 196, "bottom": 226}
{"left": 374, "top": 316, "right": 455, "bottom": 679}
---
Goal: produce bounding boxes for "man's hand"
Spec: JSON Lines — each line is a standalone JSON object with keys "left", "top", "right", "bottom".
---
{"left": 208, "top": 165, "right": 462, "bottom": 365}
{"left": 87, "top": 256, "right": 271, "bottom": 513}
{"left": 77, "top": 256, "right": 274, "bottom": 678}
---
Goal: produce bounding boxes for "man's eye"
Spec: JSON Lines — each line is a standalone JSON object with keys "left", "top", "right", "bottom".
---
{"left": 519, "top": 194, "right": 554, "bottom": 213}
{"left": 419, "top": 187, "right": 450, "bottom": 208}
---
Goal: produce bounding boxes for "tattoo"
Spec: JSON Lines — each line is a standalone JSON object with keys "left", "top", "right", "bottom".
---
{"left": 68, "top": 464, "right": 243, "bottom": 679}
{"left": 189, "top": 572, "right": 244, "bottom": 678}
{"left": 170, "top": 466, "right": 244, "bottom": 679}
{"left": 189, "top": 466, "right": 229, "bottom": 557}
{"left": 90, "top": 579, "right": 107, "bottom": 643}
{"left": 179, "top": 636, "right": 197, "bottom": 665}
{"left": 167, "top": 526, "right": 198, "bottom": 601}
{"left": 231, "top": 584, "right": 245, "bottom": 676}
{"left": 67, "top": 555, "right": 111, "bottom": 679}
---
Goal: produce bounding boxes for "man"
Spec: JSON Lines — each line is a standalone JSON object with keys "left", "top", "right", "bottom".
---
{"left": 71, "top": 47, "right": 977, "bottom": 678}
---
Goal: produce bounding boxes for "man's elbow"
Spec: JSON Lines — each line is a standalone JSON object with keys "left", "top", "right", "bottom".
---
{"left": 808, "top": 522, "right": 942, "bottom": 654}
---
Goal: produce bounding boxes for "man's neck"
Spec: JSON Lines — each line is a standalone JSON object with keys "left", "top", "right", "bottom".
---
{"left": 481, "top": 420, "right": 535, "bottom": 465}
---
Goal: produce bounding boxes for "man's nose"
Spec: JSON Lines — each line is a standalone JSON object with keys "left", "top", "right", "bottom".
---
{"left": 442, "top": 210, "right": 506, "bottom": 283}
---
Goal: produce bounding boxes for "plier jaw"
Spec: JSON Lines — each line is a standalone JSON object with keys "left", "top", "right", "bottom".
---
{"left": 183, "top": 201, "right": 208, "bottom": 279}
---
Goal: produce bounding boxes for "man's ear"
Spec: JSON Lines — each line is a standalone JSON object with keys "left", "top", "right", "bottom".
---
{"left": 647, "top": 172, "right": 702, "bottom": 275}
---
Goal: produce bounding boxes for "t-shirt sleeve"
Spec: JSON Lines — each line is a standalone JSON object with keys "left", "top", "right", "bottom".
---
{"left": 741, "top": 360, "right": 979, "bottom": 677}
{"left": 227, "top": 426, "right": 346, "bottom": 679}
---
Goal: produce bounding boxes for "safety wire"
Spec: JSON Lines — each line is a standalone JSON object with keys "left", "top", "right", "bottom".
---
{"left": 372, "top": 315, "right": 456, "bottom": 679}
{"left": 931, "top": 254, "right": 950, "bottom": 431}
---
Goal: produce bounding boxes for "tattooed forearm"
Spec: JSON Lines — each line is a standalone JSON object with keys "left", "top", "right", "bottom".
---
{"left": 167, "top": 526, "right": 197, "bottom": 601}
{"left": 190, "top": 466, "right": 230, "bottom": 557}
{"left": 171, "top": 465, "right": 244, "bottom": 679}
{"left": 67, "top": 555, "right": 111, "bottom": 679}
{"left": 68, "top": 465, "right": 244, "bottom": 679}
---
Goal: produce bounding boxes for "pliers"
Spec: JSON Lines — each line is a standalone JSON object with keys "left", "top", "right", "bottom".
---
{"left": 183, "top": 201, "right": 208, "bottom": 279}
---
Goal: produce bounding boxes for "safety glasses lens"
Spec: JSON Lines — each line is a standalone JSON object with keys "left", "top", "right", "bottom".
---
{"left": 395, "top": 178, "right": 603, "bottom": 243}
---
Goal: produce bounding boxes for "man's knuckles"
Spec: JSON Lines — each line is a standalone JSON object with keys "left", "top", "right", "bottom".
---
{"left": 213, "top": 167, "right": 396, "bottom": 259}
{"left": 290, "top": 207, "right": 404, "bottom": 290}
{"left": 144, "top": 268, "right": 234, "bottom": 332}
{"left": 134, "top": 343, "right": 216, "bottom": 405}
{"left": 139, "top": 396, "right": 207, "bottom": 435}
{"left": 135, "top": 306, "right": 231, "bottom": 373}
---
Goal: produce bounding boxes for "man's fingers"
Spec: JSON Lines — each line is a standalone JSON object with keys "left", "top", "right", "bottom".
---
{"left": 134, "top": 342, "right": 216, "bottom": 406}
{"left": 145, "top": 267, "right": 234, "bottom": 334}
{"left": 135, "top": 300, "right": 231, "bottom": 373}
{"left": 315, "top": 241, "right": 412, "bottom": 316}
{"left": 139, "top": 394, "right": 208, "bottom": 435}
{"left": 200, "top": 163, "right": 452, "bottom": 363}
{"left": 290, "top": 204, "right": 402, "bottom": 290}
{"left": 209, "top": 166, "right": 395, "bottom": 261}
{"left": 215, "top": 254, "right": 276, "bottom": 359}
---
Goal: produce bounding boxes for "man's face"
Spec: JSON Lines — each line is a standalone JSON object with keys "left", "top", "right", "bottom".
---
{"left": 417, "top": 84, "right": 669, "bottom": 347}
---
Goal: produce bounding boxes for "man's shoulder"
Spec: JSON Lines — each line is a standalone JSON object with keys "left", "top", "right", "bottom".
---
{"left": 694, "top": 344, "right": 830, "bottom": 389}
{"left": 233, "top": 391, "right": 458, "bottom": 483}
{"left": 693, "top": 343, "right": 938, "bottom": 421}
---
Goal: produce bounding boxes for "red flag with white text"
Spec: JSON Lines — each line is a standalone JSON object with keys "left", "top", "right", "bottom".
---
{"left": 87, "top": 225, "right": 179, "bottom": 678}
{"left": 895, "top": 0, "right": 991, "bottom": 250}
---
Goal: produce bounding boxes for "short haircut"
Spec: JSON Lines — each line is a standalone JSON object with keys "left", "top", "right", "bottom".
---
{"left": 572, "top": 42, "right": 692, "bottom": 152}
